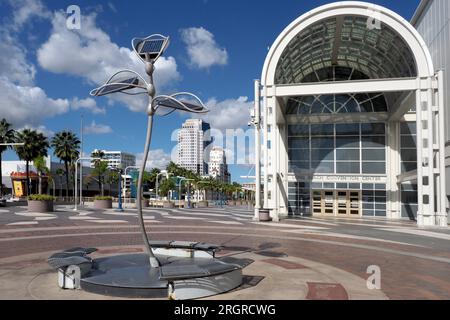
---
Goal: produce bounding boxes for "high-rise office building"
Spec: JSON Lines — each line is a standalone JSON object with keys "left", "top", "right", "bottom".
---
{"left": 177, "top": 119, "right": 212, "bottom": 175}
{"left": 208, "top": 147, "right": 231, "bottom": 183}
{"left": 90, "top": 150, "right": 136, "bottom": 169}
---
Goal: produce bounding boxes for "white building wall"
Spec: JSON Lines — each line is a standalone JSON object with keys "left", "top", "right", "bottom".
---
{"left": 413, "top": 0, "right": 450, "bottom": 197}
{"left": 177, "top": 119, "right": 209, "bottom": 175}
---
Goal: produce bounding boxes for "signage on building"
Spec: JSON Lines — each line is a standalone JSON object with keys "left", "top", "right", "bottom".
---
{"left": 312, "top": 175, "right": 387, "bottom": 184}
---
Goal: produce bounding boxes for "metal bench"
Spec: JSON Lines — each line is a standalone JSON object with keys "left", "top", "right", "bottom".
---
{"left": 47, "top": 247, "right": 98, "bottom": 289}
{"left": 148, "top": 241, "right": 220, "bottom": 258}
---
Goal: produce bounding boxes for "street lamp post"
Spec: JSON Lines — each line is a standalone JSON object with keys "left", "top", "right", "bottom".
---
{"left": 177, "top": 177, "right": 194, "bottom": 209}
{"left": 90, "top": 34, "right": 209, "bottom": 268}
{"left": 251, "top": 80, "right": 262, "bottom": 221}
{"left": 74, "top": 157, "right": 100, "bottom": 211}
{"left": 156, "top": 170, "right": 169, "bottom": 200}
{"left": 124, "top": 166, "right": 140, "bottom": 207}
{"left": 108, "top": 166, "right": 124, "bottom": 212}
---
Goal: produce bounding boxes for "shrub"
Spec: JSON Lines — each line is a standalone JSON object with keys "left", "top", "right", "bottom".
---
{"left": 28, "top": 194, "right": 55, "bottom": 201}
{"left": 95, "top": 196, "right": 112, "bottom": 201}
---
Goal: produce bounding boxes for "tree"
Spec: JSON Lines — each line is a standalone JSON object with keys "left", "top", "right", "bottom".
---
{"left": 0, "top": 119, "right": 16, "bottom": 197}
{"left": 158, "top": 178, "right": 175, "bottom": 198}
{"left": 92, "top": 161, "right": 108, "bottom": 196}
{"left": 33, "top": 155, "right": 50, "bottom": 195}
{"left": 51, "top": 131, "right": 80, "bottom": 197}
{"left": 91, "top": 149, "right": 106, "bottom": 195}
{"left": 55, "top": 168, "right": 64, "bottom": 198}
{"left": 15, "top": 129, "right": 49, "bottom": 196}
{"left": 105, "top": 170, "right": 119, "bottom": 196}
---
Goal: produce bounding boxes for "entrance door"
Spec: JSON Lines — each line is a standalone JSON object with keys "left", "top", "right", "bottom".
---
{"left": 312, "top": 190, "right": 361, "bottom": 217}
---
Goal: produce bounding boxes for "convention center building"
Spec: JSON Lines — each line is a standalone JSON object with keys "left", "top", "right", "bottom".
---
{"left": 254, "top": 0, "right": 450, "bottom": 227}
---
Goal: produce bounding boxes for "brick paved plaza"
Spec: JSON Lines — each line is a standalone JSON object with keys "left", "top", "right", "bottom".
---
{"left": 0, "top": 204, "right": 450, "bottom": 300}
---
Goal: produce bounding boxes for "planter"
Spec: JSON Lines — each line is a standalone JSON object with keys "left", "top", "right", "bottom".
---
{"left": 28, "top": 200, "right": 54, "bottom": 213}
{"left": 197, "top": 201, "right": 208, "bottom": 208}
{"left": 163, "top": 201, "right": 175, "bottom": 208}
{"left": 94, "top": 199, "right": 112, "bottom": 210}
{"left": 259, "top": 209, "right": 272, "bottom": 222}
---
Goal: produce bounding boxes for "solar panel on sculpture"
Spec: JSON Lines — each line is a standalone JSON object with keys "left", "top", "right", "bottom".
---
{"left": 155, "top": 97, "right": 204, "bottom": 112}
{"left": 92, "top": 77, "right": 139, "bottom": 96}
{"left": 138, "top": 39, "right": 165, "bottom": 55}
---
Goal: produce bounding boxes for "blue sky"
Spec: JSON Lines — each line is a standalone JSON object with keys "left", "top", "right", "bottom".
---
{"left": 0, "top": 0, "right": 420, "bottom": 182}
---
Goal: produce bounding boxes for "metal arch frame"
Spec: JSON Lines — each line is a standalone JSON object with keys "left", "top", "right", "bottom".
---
{"left": 131, "top": 34, "right": 170, "bottom": 64}
{"left": 256, "top": 2, "right": 447, "bottom": 227}
{"left": 152, "top": 92, "right": 210, "bottom": 114}
{"left": 90, "top": 69, "right": 149, "bottom": 97}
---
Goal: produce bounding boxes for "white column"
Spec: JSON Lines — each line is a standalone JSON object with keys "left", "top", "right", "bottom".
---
{"left": 387, "top": 121, "right": 401, "bottom": 220}
{"left": 254, "top": 80, "right": 261, "bottom": 221}
{"left": 415, "top": 75, "right": 447, "bottom": 227}
{"left": 263, "top": 86, "right": 269, "bottom": 209}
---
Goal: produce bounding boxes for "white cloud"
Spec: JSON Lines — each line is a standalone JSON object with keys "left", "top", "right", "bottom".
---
{"left": 0, "top": 32, "right": 36, "bottom": 86}
{"left": 180, "top": 27, "right": 228, "bottom": 69}
{"left": 136, "top": 150, "right": 172, "bottom": 170}
{"left": 196, "top": 96, "right": 253, "bottom": 131}
{"left": 37, "top": 11, "right": 181, "bottom": 112}
{"left": 19, "top": 124, "right": 55, "bottom": 138}
{"left": 0, "top": 76, "right": 70, "bottom": 128}
{"left": 0, "top": 1, "right": 70, "bottom": 129}
{"left": 71, "top": 97, "right": 105, "bottom": 114}
{"left": 83, "top": 121, "right": 113, "bottom": 135}
{"left": 7, "top": 0, "right": 51, "bottom": 31}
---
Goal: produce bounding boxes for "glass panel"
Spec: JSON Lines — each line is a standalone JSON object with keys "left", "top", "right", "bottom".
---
{"left": 311, "top": 137, "right": 334, "bottom": 149}
{"left": 289, "top": 162, "right": 310, "bottom": 171}
{"left": 401, "top": 135, "right": 417, "bottom": 148}
{"left": 400, "top": 122, "right": 416, "bottom": 135}
{"left": 336, "top": 136, "right": 360, "bottom": 148}
{"left": 311, "top": 149, "right": 334, "bottom": 161}
{"left": 311, "top": 124, "right": 334, "bottom": 136}
{"left": 402, "top": 162, "right": 417, "bottom": 173}
{"left": 361, "top": 123, "right": 386, "bottom": 135}
{"left": 362, "top": 149, "right": 386, "bottom": 161}
{"left": 362, "top": 136, "right": 385, "bottom": 148}
{"left": 311, "top": 161, "right": 334, "bottom": 173}
{"left": 289, "top": 149, "right": 310, "bottom": 162}
{"left": 289, "top": 138, "right": 309, "bottom": 149}
{"left": 336, "top": 123, "right": 360, "bottom": 135}
{"left": 336, "top": 149, "right": 360, "bottom": 161}
{"left": 362, "top": 162, "right": 386, "bottom": 174}
{"left": 336, "top": 162, "right": 360, "bottom": 174}
{"left": 288, "top": 125, "right": 309, "bottom": 136}
{"left": 401, "top": 149, "right": 417, "bottom": 162}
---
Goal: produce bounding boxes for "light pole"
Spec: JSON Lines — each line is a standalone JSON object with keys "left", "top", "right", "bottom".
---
{"left": 155, "top": 170, "right": 169, "bottom": 200}
{"left": 124, "top": 166, "right": 140, "bottom": 206}
{"left": 74, "top": 157, "right": 100, "bottom": 211}
{"left": 108, "top": 166, "right": 124, "bottom": 212}
{"left": 177, "top": 177, "right": 194, "bottom": 209}
{"left": 251, "top": 80, "right": 262, "bottom": 221}
{"left": 90, "top": 34, "right": 209, "bottom": 268}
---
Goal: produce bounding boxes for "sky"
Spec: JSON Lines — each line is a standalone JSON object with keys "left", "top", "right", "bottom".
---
{"left": 0, "top": 0, "right": 420, "bottom": 182}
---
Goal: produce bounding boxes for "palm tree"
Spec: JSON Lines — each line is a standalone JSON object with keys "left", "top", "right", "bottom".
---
{"left": 33, "top": 155, "right": 50, "bottom": 195}
{"left": 51, "top": 131, "right": 80, "bottom": 197}
{"left": 15, "top": 129, "right": 49, "bottom": 196}
{"left": 0, "top": 119, "right": 16, "bottom": 197}
{"left": 91, "top": 150, "right": 106, "bottom": 196}
{"left": 55, "top": 168, "right": 64, "bottom": 198}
